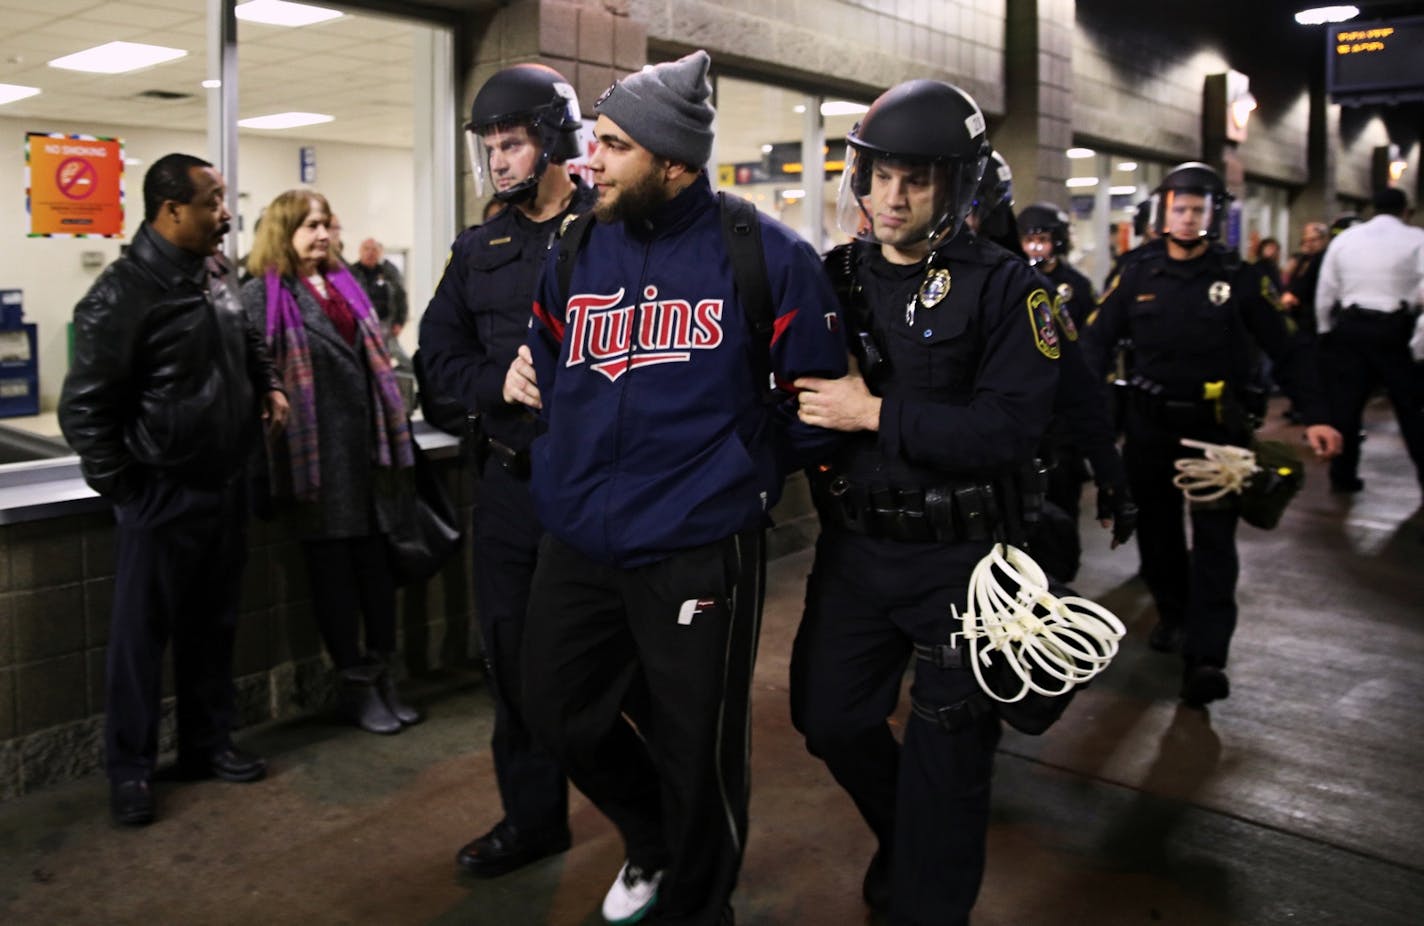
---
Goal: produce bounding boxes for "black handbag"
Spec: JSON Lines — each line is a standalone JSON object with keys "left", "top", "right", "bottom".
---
{"left": 377, "top": 446, "right": 464, "bottom": 585}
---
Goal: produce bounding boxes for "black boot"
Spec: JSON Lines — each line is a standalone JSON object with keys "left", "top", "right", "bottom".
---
{"left": 372, "top": 653, "right": 423, "bottom": 726}
{"left": 340, "top": 664, "right": 402, "bottom": 735}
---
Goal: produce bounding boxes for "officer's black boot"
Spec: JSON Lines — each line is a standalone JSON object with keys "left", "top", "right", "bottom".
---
{"left": 339, "top": 663, "right": 403, "bottom": 735}
{"left": 1181, "top": 663, "right": 1230, "bottom": 707}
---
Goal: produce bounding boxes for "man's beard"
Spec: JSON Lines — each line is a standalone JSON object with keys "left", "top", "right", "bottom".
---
{"left": 594, "top": 165, "right": 669, "bottom": 224}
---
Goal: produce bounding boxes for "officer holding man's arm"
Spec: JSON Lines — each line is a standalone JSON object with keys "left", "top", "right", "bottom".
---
{"left": 417, "top": 64, "right": 596, "bottom": 879}
{"left": 790, "top": 81, "right": 1059, "bottom": 926}
{"left": 1082, "top": 162, "right": 1341, "bottom": 707}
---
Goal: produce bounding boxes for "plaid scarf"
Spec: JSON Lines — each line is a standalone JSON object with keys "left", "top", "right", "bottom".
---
{"left": 263, "top": 266, "right": 414, "bottom": 502}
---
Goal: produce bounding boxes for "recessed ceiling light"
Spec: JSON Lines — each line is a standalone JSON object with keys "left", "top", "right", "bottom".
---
{"left": 1066, "top": 147, "right": 1095, "bottom": 159}
{"left": 1294, "top": 5, "right": 1359, "bottom": 25}
{"left": 820, "top": 101, "right": 869, "bottom": 117}
{"left": 1065, "top": 177, "right": 1098, "bottom": 188}
{"left": 1117, "top": 161, "right": 1138, "bottom": 172}
{"left": 202, "top": 79, "right": 222, "bottom": 89}
{"left": 49, "top": 41, "right": 187, "bottom": 75}
{"left": 124, "top": 157, "right": 144, "bottom": 166}
{"left": 1110, "top": 185, "right": 1138, "bottom": 195}
{"left": 0, "top": 83, "right": 41, "bottom": 106}
{"left": 235, "top": 1, "right": 343, "bottom": 28}
{"left": 239, "top": 111, "right": 334, "bottom": 130}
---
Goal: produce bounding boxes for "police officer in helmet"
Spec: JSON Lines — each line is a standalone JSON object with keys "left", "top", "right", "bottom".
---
{"left": 792, "top": 80, "right": 1060, "bottom": 925}
{"left": 1082, "top": 161, "right": 1341, "bottom": 707}
{"left": 1018, "top": 202, "right": 1096, "bottom": 329}
{"left": 417, "top": 62, "right": 596, "bottom": 877}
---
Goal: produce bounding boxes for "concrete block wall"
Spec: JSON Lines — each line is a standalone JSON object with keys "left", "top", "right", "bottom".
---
{"left": 0, "top": 458, "right": 479, "bottom": 800}
{"left": 625, "top": 0, "right": 1006, "bottom": 115}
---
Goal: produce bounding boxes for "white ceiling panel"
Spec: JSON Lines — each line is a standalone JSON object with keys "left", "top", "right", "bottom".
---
{"left": 0, "top": 0, "right": 419, "bottom": 147}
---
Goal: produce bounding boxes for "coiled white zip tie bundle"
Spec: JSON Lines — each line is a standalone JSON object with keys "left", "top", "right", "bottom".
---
{"left": 1171, "top": 438, "right": 1258, "bottom": 502}
{"left": 951, "top": 544, "right": 1126, "bottom": 703}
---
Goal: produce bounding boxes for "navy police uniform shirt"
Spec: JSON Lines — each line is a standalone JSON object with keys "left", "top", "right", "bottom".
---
{"left": 828, "top": 233, "right": 1060, "bottom": 489}
{"left": 526, "top": 174, "right": 848, "bottom": 568}
{"left": 1083, "top": 242, "right": 1327, "bottom": 425}
{"left": 418, "top": 178, "right": 598, "bottom": 453}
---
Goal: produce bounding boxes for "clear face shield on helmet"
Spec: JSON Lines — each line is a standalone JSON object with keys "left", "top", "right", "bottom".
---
{"left": 1153, "top": 188, "right": 1218, "bottom": 242}
{"left": 466, "top": 82, "right": 581, "bottom": 203}
{"left": 836, "top": 144, "right": 984, "bottom": 252}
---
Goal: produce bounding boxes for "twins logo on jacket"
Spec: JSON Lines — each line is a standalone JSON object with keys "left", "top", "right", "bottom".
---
{"left": 565, "top": 286, "right": 725, "bottom": 382}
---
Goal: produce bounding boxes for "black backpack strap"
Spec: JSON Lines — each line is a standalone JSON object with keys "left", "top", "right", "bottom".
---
{"left": 718, "top": 191, "right": 777, "bottom": 402}
{"left": 555, "top": 211, "right": 597, "bottom": 309}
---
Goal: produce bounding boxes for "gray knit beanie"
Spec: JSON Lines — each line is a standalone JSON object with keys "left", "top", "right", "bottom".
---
{"left": 594, "top": 50, "right": 716, "bottom": 168}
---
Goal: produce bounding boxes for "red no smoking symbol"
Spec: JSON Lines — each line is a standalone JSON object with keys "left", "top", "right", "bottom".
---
{"left": 56, "top": 157, "right": 98, "bottom": 200}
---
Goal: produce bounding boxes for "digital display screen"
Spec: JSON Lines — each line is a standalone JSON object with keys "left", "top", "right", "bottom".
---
{"left": 1327, "top": 16, "right": 1424, "bottom": 101}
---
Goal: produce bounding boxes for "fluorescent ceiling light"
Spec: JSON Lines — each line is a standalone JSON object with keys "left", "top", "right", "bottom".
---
{"left": 202, "top": 79, "right": 222, "bottom": 89}
{"left": 761, "top": 143, "right": 773, "bottom": 153}
{"left": 49, "top": 41, "right": 187, "bottom": 74}
{"left": 1067, "top": 147, "right": 1095, "bottom": 159}
{"left": 781, "top": 189, "right": 806, "bottom": 199}
{"left": 1110, "top": 185, "right": 1138, "bottom": 195}
{"left": 1065, "top": 177, "right": 1098, "bottom": 188}
{"left": 124, "top": 157, "right": 143, "bottom": 166}
{"left": 1294, "top": 5, "right": 1359, "bottom": 25}
{"left": 0, "top": 83, "right": 41, "bottom": 105}
{"left": 1117, "top": 161, "right": 1138, "bottom": 172}
{"left": 235, "top": 0, "right": 343, "bottom": 27}
{"left": 239, "top": 111, "right": 334, "bottom": 129}
{"left": 793, "top": 101, "right": 869, "bottom": 117}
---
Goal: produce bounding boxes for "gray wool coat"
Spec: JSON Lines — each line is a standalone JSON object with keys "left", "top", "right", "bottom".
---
{"left": 241, "top": 274, "right": 379, "bottom": 540}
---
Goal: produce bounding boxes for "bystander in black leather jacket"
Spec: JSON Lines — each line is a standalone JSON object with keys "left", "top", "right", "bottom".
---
{"left": 59, "top": 223, "right": 282, "bottom": 501}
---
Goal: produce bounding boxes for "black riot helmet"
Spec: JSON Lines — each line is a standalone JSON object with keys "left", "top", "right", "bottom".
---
{"left": 1132, "top": 199, "right": 1153, "bottom": 238}
{"left": 1329, "top": 213, "right": 1359, "bottom": 238}
{"left": 972, "top": 148, "right": 1014, "bottom": 222}
{"left": 1017, "top": 201, "right": 1071, "bottom": 266}
{"left": 1151, "top": 161, "right": 1229, "bottom": 243}
{"left": 466, "top": 64, "right": 582, "bottom": 203}
{"left": 837, "top": 79, "right": 990, "bottom": 249}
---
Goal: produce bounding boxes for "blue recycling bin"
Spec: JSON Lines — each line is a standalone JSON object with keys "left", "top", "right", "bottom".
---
{"left": 0, "top": 289, "right": 41, "bottom": 418}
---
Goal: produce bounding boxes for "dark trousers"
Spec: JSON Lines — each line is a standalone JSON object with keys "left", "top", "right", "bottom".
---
{"left": 301, "top": 534, "right": 396, "bottom": 670}
{"left": 1124, "top": 429, "right": 1240, "bottom": 668}
{"left": 1321, "top": 313, "right": 1424, "bottom": 490}
{"left": 472, "top": 459, "right": 566, "bottom": 836}
{"left": 522, "top": 530, "right": 765, "bottom": 926}
{"left": 106, "top": 475, "right": 247, "bottom": 783}
{"left": 790, "top": 529, "right": 1001, "bottom": 926}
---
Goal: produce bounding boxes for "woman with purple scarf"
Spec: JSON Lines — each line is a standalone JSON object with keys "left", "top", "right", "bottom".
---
{"left": 242, "top": 190, "right": 420, "bottom": 735}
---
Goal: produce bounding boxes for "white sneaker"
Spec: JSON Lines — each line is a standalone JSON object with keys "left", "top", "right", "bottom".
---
{"left": 601, "top": 861, "right": 664, "bottom": 924}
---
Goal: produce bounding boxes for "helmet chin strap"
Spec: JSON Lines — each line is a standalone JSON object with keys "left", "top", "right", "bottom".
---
{"left": 494, "top": 178, "right": 539, "bottom": 205}
{"left": 1168, "top": 234, "right": 1208, "bottom": 252}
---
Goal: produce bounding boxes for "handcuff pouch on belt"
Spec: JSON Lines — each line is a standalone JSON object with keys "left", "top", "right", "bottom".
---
{"left": 810, "top": 468, "right": 1011, "bottom": 544}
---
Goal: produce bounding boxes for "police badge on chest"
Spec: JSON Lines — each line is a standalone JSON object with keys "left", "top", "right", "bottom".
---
{"left": 908, "top": 268, "right": 951, "bottom": 325}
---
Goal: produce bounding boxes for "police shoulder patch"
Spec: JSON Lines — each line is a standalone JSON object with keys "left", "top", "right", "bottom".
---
{"left": 1027, "top": 289, "right": 1060, "bottom": 359}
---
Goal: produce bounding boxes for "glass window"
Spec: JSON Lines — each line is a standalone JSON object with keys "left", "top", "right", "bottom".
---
{"left": 710, "top": 75, "right": 867, "bottom": 253}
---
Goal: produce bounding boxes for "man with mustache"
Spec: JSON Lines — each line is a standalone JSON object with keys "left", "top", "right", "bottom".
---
{"left": 59, "top": 153, "right": 289, "bottom": 826}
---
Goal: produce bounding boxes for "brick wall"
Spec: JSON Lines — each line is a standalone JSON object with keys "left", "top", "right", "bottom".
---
{"left": 0, "top": 458, "right": 479, "bottom": 800}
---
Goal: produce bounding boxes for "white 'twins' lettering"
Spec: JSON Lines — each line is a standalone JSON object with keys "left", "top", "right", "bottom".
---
{"left": 565, "top": 286, "right": 725, "bottom": 382}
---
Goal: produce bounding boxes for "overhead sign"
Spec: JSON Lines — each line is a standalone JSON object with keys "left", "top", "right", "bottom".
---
{"left": 1327, "top": 16, "right": 1424, "bottom": 103}
{"left": 26, "top": 132, "right": 125, "bottom": 237}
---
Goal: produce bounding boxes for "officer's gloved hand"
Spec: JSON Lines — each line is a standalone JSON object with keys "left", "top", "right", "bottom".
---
{"left": 1096, "top": 483, "right": 1138, "bottom": 548}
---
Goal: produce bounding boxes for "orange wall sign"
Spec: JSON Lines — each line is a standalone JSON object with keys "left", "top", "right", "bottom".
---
{"left": 26, "top": 132, "right": 125, "bottom": 238}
